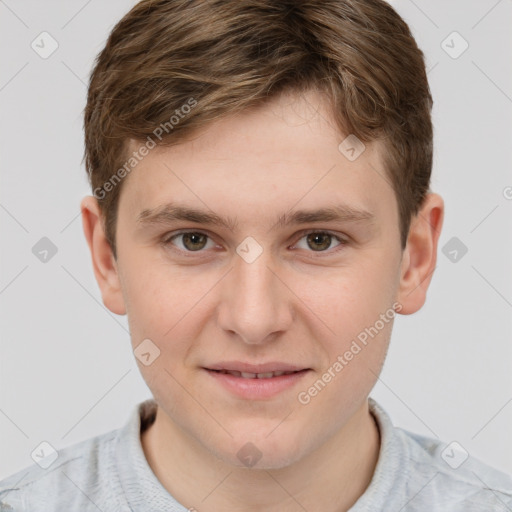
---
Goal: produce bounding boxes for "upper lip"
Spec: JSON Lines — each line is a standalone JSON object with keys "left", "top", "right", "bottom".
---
{"left": 204, "top": 361, "right": 309, "bottom": 373}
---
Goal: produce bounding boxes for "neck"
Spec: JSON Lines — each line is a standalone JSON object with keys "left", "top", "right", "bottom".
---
{"left": 141, "top": 400, "right": 381, "bottom": 512}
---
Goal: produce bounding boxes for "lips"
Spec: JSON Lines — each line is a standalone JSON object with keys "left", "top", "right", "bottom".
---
{"left": 204, "top": 364, "right": 311, "bottom": 399}
{"left": 209, "top": 369, "right": 301, "bottom": 379}
{"left": 205, "top": 361, "right": 309, "bottom": 375}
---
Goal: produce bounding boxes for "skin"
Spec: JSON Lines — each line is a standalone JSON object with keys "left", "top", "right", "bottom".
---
{"left": 81, "top": 89, "right": 444, "bottom": 512}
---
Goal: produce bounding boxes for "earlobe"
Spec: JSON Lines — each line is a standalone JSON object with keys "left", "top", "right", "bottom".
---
{"left": 396, "top": 193, "right": 444, "bottom": 315}
{"left": 80, "top": 196, "right": 127, "bottom": 315}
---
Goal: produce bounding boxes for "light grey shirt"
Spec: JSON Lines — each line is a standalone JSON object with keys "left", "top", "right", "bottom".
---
{"left": 1, "top": 397, "right": 511, "bottom": 511}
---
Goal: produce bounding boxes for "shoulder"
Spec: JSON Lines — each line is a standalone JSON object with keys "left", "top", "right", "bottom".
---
{"left": 0, "top": 427, "right": 121, "bottom": 511}
{"left": 367, "top": 398, "right": 512, "bottom": 511}
{"left": 397, "top": 426, "right": 512, "bottom": 510}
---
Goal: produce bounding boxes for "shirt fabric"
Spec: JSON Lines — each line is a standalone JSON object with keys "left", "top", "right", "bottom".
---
{"left": 1, "top": 397, "right": 511, "bottom": 511}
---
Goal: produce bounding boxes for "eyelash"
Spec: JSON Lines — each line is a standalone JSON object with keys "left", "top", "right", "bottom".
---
{"left": 161, "top": 229, "right": 349, "bottom": 257}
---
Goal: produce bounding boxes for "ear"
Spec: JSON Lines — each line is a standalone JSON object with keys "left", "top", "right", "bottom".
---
{"left": 80, "top": 196, "right": 126, "bottom": 315}
{"left": 396, "top": 193, "right": 444, "bottom": 315}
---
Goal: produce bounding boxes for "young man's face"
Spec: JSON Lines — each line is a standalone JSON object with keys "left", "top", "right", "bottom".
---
{"left": 83, "top": 89, "right": 442, "bottom": 469}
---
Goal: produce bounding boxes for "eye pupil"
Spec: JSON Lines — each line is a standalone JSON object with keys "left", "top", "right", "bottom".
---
{"left": 307, "top": 233, "right": 331, "bottom": 251}
{"left": 183, "top": 233, "right": 207, "bottom": 251}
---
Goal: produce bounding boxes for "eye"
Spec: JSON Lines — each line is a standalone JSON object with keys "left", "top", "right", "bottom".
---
{"left": 164, "top": 231, "right": 217, "bottom": 252}
{"left": 293, "top": 230, "right": 347, "bottom": 253}
{"left": 162, "top": 229, "right": 348, "bottom": 256}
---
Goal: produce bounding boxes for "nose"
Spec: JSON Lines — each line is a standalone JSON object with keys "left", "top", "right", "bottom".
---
{"left": 217, "top": 247, "right": 294, "bottom": 345}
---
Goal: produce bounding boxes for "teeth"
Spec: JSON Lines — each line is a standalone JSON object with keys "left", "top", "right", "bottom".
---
{"left": 219, "top": 370, "right": 298, "bottom": 379}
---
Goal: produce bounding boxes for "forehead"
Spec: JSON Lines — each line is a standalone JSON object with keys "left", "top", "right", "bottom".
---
{"left": 118, "top": 89, "right": 397, "bottom": 230}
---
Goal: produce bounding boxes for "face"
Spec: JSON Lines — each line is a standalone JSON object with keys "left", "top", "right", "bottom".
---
{"left": 111, "top": 89, "right": 406, "bottom": 468}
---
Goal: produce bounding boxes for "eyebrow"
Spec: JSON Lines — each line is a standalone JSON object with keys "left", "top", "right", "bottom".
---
{"left": 136, "top": 202, "right": 375, "bottom": 232}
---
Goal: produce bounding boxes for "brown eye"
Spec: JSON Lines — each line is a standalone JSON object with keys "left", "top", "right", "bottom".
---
{"left": 294, "top": 230, "right": 347, "bottom": 254}
{"left": 181, "top": 233, "right": 208, "bottom": 251}
{"left": 166, "top": 232, "right": 214, "bottom": 252}
{"left": 306, "top": 232, "right": 333, "bottom": 251}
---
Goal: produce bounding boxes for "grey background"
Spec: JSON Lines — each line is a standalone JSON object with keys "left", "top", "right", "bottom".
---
{"left": 1, "top": 0, "right": 511, "bottom": 480}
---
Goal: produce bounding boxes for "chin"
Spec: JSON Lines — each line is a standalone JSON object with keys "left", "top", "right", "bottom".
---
{"left": 210, "top": 428, "right": 308, "bottom": 470}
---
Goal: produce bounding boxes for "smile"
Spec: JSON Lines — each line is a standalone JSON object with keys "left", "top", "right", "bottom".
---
{"left": 210, "top": 369, "right": 300, "bottom": 379}
{"left": 204, "top": 368, "right": 311, "bottom": 399}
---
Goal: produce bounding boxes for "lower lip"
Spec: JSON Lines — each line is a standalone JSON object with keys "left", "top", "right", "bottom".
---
{"left": 204, "top": 369, "right": 311, "bottom": 400}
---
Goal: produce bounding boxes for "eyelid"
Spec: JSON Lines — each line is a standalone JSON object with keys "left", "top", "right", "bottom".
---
{"left": 163, "top": 228, "right": 211, "bottom": 243}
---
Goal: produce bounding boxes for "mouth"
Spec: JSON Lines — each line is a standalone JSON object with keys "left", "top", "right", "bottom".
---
{"left": 203, "top": 365, "right": 311, "bottom": 399}
{"left": 207, "top": 369, "right": 308, "bottom": 379}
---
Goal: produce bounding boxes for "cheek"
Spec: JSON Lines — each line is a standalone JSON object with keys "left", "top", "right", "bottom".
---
{"left": 297, "top": 255, "right": 398, "bottom": 391}
{"left": 119, "top": 252, "right": 190, "bottom": 346}
{"left": 303, "top": 258, "right": 397, "bottom": 336}
{"left": 298, "top": 314, "right": 394, "bottom": 419}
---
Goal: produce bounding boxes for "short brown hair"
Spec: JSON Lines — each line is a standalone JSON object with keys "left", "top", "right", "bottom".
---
{"left": 83, "top": 0, "right": 433, "bottom": 259}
